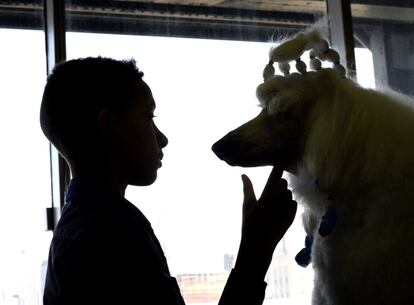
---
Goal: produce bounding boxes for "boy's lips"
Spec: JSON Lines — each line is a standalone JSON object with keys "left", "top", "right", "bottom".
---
{"left": 158, "top": 153, "right": 164, "bottom": 167}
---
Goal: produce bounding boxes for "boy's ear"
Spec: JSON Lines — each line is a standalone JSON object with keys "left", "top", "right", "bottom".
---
{"left": 97, "top": 109, "right": 122, "bottom": 143}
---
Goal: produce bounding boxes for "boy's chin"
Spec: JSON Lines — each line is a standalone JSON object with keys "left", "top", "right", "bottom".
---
{"left": 128, "top": 172, "right": 158, "bottom": 186}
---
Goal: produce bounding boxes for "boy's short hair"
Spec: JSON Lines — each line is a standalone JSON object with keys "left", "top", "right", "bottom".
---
{"left": 40, "top": 57, "right": 144, "bottom": 161}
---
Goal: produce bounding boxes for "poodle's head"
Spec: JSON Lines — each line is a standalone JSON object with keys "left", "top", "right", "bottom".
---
{"left": 211, "top": 72, "right": 324, "bottom": 171}
{"left": 212, "top": 26, "right": 346, "bottom": 172}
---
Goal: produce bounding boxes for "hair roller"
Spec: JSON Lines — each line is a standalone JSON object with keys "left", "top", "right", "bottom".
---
{"left": 278, "top": 62, "right": 291, "bottom": 76}
{"left": 334, "top": 63, "right": 346, "bottom": 78}
{"left": 325, "top": 49, "right": 340, "bottom": 64}
{"left": 263, "top": 62, "right": 275, "bottom": 81}
{"left": 296, "top": 59, "right": 307, "bottom": 74}
{"left": 313, "top": 39, "right": 329, "bottom": 54}
{"left": 310, "top": 58, "right": 322, "bottom": 71}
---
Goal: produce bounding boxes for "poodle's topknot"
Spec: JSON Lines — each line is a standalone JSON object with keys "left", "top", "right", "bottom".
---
{"left": 262, "top": 21, "right": 346, "bottom": 81}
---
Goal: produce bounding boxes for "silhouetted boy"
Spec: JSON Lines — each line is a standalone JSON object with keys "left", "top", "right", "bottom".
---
{"left": 40, "top": 57, "right": 297, "bottom": 305}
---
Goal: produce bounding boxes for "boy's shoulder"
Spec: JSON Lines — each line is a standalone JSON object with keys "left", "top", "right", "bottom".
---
{"left": 49, "top": 195, "right": 169, "bottom": 272}
{"left": 55, "top": 195, "right": 135, "bottom": 236}
{"left": 52, "top": 194, "right": 157, "bottom": 249}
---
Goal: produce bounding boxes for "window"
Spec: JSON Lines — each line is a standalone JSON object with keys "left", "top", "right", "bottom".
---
{"left": 1, "top": 1, "right": 410, "bottom": 304}
{"left": 0, "top": 28, "right": 52, "bottom": 305}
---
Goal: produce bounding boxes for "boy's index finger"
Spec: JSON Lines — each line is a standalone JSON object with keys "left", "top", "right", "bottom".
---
{"left": 265, "top": 166, "right": 284, "bottom": 188}
{"left": 261, "top": 166, "right": 286, "bottom": 200}
{"left": 269, "top": 166, "right": 283, "bottom": 179}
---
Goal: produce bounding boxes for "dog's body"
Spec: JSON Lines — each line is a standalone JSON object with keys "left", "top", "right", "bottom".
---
{"left": 288, "top": 75, "right": 414, "bottom": 304}
{"left": 212, "top": 28, "right": 414, "bottom": 304}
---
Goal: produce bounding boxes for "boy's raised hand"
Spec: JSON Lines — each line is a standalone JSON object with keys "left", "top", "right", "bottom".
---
{"left": 235, "top": 166, "right": 297, "bottom": 279}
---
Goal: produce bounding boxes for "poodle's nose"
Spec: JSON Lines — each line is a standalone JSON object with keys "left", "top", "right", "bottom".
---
{"left": 212, "top": 135, "right": 235, "bottom": 160}
{"left": 212, "top": 136, "right": 239, "bottom": 166}
{"left": 211, "top": 138, "right": 226, "bottom": 159}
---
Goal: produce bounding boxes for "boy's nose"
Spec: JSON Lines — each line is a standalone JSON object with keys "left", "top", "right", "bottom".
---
{"left": 160, "top": 133, "right": 168, "bottom": 148}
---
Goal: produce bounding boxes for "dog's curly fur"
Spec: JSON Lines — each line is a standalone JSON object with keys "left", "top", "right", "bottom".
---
{"left": 213, "top": 25, "right": 414, "bottom": 305}
{"left": 287, "top": 74, "right": 414, "bottom": 305}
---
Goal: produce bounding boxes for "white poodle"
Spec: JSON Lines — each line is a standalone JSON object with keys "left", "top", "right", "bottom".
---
{"left": 212, "top": 24, "right": 414, "bottom": 305}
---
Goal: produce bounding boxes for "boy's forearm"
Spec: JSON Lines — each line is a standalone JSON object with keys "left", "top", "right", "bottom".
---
{"left": 218, "top": 267, "right": 267, "bottom": 305}
{"left": 217, "top": 238, "right": 277, "bottom": 305}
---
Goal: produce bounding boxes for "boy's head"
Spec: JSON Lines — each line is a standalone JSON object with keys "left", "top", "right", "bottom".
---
{"left": 40, "top": 57, "right": 168, "bottom": 186}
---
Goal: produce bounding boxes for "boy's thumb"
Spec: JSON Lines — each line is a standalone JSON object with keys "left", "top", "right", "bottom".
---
{"left": 242, "top": 174, "right": 256, "bottom": 215}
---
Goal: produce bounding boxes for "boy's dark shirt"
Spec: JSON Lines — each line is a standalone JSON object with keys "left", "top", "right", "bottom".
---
{"left": 43, "top": 179, "right": 266, "bottom": 305}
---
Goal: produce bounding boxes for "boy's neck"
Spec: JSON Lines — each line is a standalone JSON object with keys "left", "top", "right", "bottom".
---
{"left": 70, "top": 162, "right": 127, "bottom": 197}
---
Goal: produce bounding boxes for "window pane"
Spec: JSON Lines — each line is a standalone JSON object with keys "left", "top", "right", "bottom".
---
{"left": 0, "top": 28, "right": 52, "bottom": 305}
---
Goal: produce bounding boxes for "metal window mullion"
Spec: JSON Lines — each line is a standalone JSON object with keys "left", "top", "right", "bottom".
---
{"left": 326, "top": 0, "right": 357, "bottom": 79}
{"left": 44, "top": 0, "right": 70, "bottom": 231}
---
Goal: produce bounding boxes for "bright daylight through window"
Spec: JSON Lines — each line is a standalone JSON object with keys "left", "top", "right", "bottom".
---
{"left": 0, "top": 29, "right": 52, "bottom": 305}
